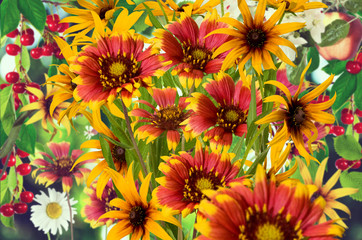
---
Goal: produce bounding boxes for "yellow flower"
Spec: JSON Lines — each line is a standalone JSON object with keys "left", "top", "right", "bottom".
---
{"left": 255, "top": 60, "right": 335, "bottom": 165}
{"left": 208, "top": 0, "right": 305, "bottom": 74}
{"left": 259, "top": 0, "right": 328, "bottom": 13}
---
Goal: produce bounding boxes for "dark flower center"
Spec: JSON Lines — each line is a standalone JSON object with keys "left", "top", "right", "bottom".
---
{"left": 70, "top": 82, "right": 77, "bottom": 91}
{"left": 45, "top": 95, "right": 54, "bottom": 111}
{"left": 99, "top": 7, "right": 112, "bottom": 20}
{"left": 177, "top": 3, "right": 189, "bottom": 12}
{"left": 310, "top": 190, "right": 322, "bottom": 203}
{"left": 216, "top": 105, "right": 246, "bottom": 132}
{"left": 153, "top": 106, "right": 188, "bottom": 130}
{"left": 98, "top": 55, "right": 139, "bottom": 90}
{"left": 54, "top": 157, "right": 75, "bottom": 176}
{"left": 111, "top": 145, "right": 126, "bottom": 172}
{"left": 103, "top": 184, "right": 120, "bottom": 212}
{"left": 289, "top": 105, "right": 305, "bottom": 127}
{"left": 281, "top": 0, "right": 291, "bottom": 10}
{"left": 183, "top": 166, "right": 223, "bottom": 202}
{"left": 129, "top": 206, "right": 146, "bottom": 226}
{"left": 243, "top": 210, "right": 301, "bottom": 240}
{"left": 247, "top": 29, "right": 266, "bottom": 48}
{"left": 182, "top": 45, "right": 212, "bottom": 70}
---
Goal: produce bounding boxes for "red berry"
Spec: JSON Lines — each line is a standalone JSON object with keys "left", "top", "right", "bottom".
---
{"left": 14, "top": 97, "right": 22, "bottom": 111}
{"left": 23, "top": 28, "right": 34, "bottom": 36}
{"left": 5, "top": 44, "right": 21, "bottom": 56}
{"left": 6, "top": 29, "right": 19, "bottom": 38}
{"left": 355, "top": 109, "right": 362, "bottom": 117}
{"left": 48, "top": 22, "right": 59, "bottom": 32}
{"left": 1, "top": 153, "right": 16, "bottom": 167}
{"left": 46, "top": 14, "right": 60, "bottom": 24}
{"left": 341, "top": 113, "right": 354, "bottom": 125}
{"left": 30, "top": 47, "right": 43, "bottom": 59}
{"left": 16, "top": 148, "right": 29, "bottom": 158}
{"left": 20, "top": 34, "right": 35, "bottom": 46}
{"left": 346, "top": 61, "right": 362, "bottom": 74}
{"left": 5, "top": 72, "right": 20, "bottom": 84}
{"left": 341, "top": 108, "right": 352, "bottom": 115}
{"left": 29, "top": 94, "right": 39, "bottom": 103}
{"left": 16, "top": 163, "right": 31, "bottom": 176}
{"left": 0, "top": 83, "right": 10, "bottom": 90}
{"left": 0, "top": 204, "right": 14, "bottom": 217}
{"left": 13, "top": 83, "right": 26, "bottom": 94}
{"left": 0, "top": 170, "right": 7, "bottom": 181}
{"left": 54, "top": 49, "right": 64, "bottom": 59}
{"left": 13, "top": 203, "right": 28, "bottom": 214}
{"left": 353, "top": 122, "right": 362, "bottom": 134}
{"left": 20, "top": 191, "right": 34, "bottom": 203}
{"left": 357, "top": 53, "right": 362, "bottom": 64}
{"left": 317, "top": 95, "right": 330, "bottom": 103}
{"left": 335, "top": 158, "right": 349, "bottom": 171}
{"left": 57, "top": 22, "right": 69, "bottom": 33}
{"left": 332, "top": 125, "right": 345, "bottom": 136}
{"left": 27, "top": 82, "right": 41, "bottom": 89}
{"left": 42, "top": 44, "right": 54, "bottom": 56}
{"left": 351, "top": 160, "right": 362, "bottom": 169}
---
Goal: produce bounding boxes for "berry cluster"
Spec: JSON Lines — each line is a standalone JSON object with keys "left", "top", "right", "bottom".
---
{"left": 345, "top": 52, "right": 362, "bottom": 75}
{"left": 335, "top": 158, "right": 361, "bottom": 171}
{"left": 0, "top": 191, "right": 34, "bottom": 217}
{"left": 1, "top": 148, "right": 31, "bottom": 182}
{"left": 328, "top": 108, "right": 362, "bottom": 136}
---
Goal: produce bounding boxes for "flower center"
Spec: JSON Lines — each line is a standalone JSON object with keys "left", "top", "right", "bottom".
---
{"left": 99, "top": 6, "right": 112, "bottom": 20}
{"left": 111, "top": 145, "right": 126, "bottom": 173}
{"left": 183, "top": 167, "right": 223, "bottom": 202}
{"left": 103, "top": 183, "right": 120, "bottom": 212}
{"left": 182, "top": 45, "right": 212, "bottom": 70}
{"left": 129, "top": 206, "right": 146, "bottom": 227}
{"left": 154, "top": 106, "right": 188, "bottom": 130}
{"left": 46, "top": 202, "right": 62, "bottom": 219}
{"left": 247, "top": 29, "right": 266, "bottom": 48}
{"left": 217, "top": 106, "right": 246, "bottom": 132}
{"left": 255, "top": 223, "right": 284, "bottom": 240}
{"left": 177, "top": 3, "right": 189, "bottom": 12}
{"left": 54, "top": 157, "right": 75, "bottom": 176}
{"left": 98, "top": 54, "right": 139, "bottom": 90}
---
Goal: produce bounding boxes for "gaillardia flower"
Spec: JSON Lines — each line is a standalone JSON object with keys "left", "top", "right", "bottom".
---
{"left": 98, "top": 163, "right": 180, "bottom": 240}
{"left": 260, "top": 0, "right": 327, "bottom": 13}
{"left": 32, "top": 142, "right": 93, "bottom": 192}
{"left": 130, "top": 87, "right": 190, "bottom": 150}
{"left": 154, "top": 10, "right": 232, "bottom": 89}
{"left": 209, "top": 0, "right": 305, "bottom": 74}
{"left": 298, "top": 157, "right": 358, "bottom": 228}
{"left": 185, "top": 72, "right": 262, "bottom": 150}
{"left": 153, "top": 141, "right": 250, "bottom": 217}
{"left": 255, "top": 60, "right": 335, "bottom": 164}
{"left": 195, "top": 165, "right": 345, "bottom": 240}
{"left": 82, "top": 180, "right": 120, "bottom": 228}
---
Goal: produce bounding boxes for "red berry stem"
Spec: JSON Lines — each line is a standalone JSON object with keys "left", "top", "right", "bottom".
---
{"left": 0, "top": 153, "right": 12, "bottom": 180}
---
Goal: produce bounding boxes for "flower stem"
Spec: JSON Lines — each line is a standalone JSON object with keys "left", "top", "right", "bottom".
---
{"left": 120, "top": 99, "right": 153, "bottom": 191}
{"left": 66, "top": 192, "right": 74, "bottom": 240}
{"left": 177, "top": 214, "right": 183, "bottom": 240}
{"left": 47, "top": 232, "right": 51, "bottom": 240}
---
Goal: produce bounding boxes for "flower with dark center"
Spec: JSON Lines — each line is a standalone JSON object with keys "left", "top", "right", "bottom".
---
{"left": 32, "top": 142, "right": 93, "bottom": 192}
{"left": 184, "top": 72, "right": 262, "bottom": 150}
{"left": 154, "top": 9, "right": 233, "bottom": 89}
{"left": 195, "top": 165, "right": 345, "bottom": 240}
{"left": 256, "top": 0, "right": 328, "bottom": 13}
{"left": 98, "top": 163, "right": 180, "bottom": 240}
{"left": 256, "top": 60, "right": 336, "bottom": 165}
{"left": 82, "top": 180, "right": 120, "bottom": 228}
{"left": 208, "top": 0, "right": 305, "bottom": 74}
{"left": 153, "top": 141, "right": 250, "bottom": 217}
{"left": 131, "top": 87, "right": 190, "bottom": 150}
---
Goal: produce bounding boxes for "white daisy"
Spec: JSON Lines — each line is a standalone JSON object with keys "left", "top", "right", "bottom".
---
{"left": 84, "top": 125, "right": 97, "bottom": 140}
{"left": 30, "top": 188, "right": 77, "bottom": 235}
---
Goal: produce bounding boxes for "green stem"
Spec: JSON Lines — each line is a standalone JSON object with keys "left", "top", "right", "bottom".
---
{"left": 220, "top": 0, "right": 224, "bottom": 16}
{"left": 156, "top": 0, "right": 169, "bottom": 24}
{"left": 66, "top": 192, "right": 74, "bottom": 240}
{"left": 47, "top": 233, "right": 51, "bottom": 240}
{"left": 177, "top": 214, "right": 183, "bottom": 240}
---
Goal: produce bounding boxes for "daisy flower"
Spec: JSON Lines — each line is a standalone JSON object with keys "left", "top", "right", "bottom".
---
{"left": 84, "top": 125, "right": 97, "bottom": 140}
{"left": 184, "top": 72, "right": 262, "bottom": 150}
{"left": 135, "top": 0, "right": 221, "bottom": 26}
{"left": 153, "top": 141, "right": 250, "bottom": 217}
{"left": 195, "top": 165, "right": 345, "bottom": 240}
{"left": 32, "top": 142, "right": 93, "bottom": 192}
{"left": 82, "top": 180, "right": 120, "bottom": 228}
{"left": 154, "top": 10, "right": 232, "bottom": 89}
{"left": 130, "top": 87, "right": 190, "bottom": 151}
{"left": 208, "top": 0, "right": 306, "bottom": 74}
{"left": 30, "top": 188, "right": 77, "bottom": 235}
{"left": 255, "top": 60, "right": 336, "bottom": 164}
{"left": 98, "top": 163, "right": 180, "bottom": 240}
{"left": 260, "top": 0, "right": 327, "bottom": 13}
{"left": 298, "top": 157, "right": 358, "bottom": 228}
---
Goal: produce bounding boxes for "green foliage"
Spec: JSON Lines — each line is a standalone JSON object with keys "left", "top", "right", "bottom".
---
{"left": 319, "top": 19, "right": 350, "bottom": 47}
{"left": 286, "top": 58, "right": 307, "bottom": 85}
{"left": 307, "top": 47, "right": 320, "bottom": 73}
{"left": 322, "top": 59, "right": 349, "bottom": 75}
{"left": 0, "top": 86, "right": 15, "bottom": 136}
{"left": 340, "top": 171, "right": 362, "bottom": 201}
{"left": 331, "top": 72, "right": 357, "bottom": 111}
{"left": 0, "top": 0, "right": 20, "bottom": 36}
{"left": 15, "top": 43, "right": 31, "bottom": 73}
{"left": 0, "top": 190, "right": 14, "bottom": 228}
{"left": 334, "top": 135, "right": 362, "bottom": 160}
{"left": 344, "top": 0, "right": 362, "bottom": 13}
{"left": 354, "top": 71, "right": 362, "bottom": 110}
{"left": 17, "top": 0, "right": 46, "bottom": 32}
{"left": 142, "top": 3, "right": 164, "bottom": 29}
{"left": 15, "top": 124, "right": 37, "bottom": 154}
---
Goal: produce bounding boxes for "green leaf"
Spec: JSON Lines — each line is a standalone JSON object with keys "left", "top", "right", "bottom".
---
{"left": 1, "top": 35, "right": 7, "bottom": 48}
{"left": 319, "top": 19, "right": 350, "bottom": 47}
{"left": 344, "top": 0, "right": 362, "bottom": 13}
{"left": 99, "top": 135, "right": 117, "bottom": 170}
{"left": 17, "top": 0, "right": 46, "bottom": 32}
{"left": 340, "top": 171, "right": 362, "bottom": 201}
{"left": 0, "top": 0, "right": 20, "bottom": 36}
{"left": 0, "top": 86, "right": 12, "bottom": 119}
{"left": 354, "top": 71, "right": 362, "bottom": 110}
{"left": 307, "top": 47, "right": 320, "bottom": 73}
{"left": 331, "top": 72, "right": 357, "bottom": 110}
{"left": 334, "top": 135, "right": 362, "bottom": 160}
{"left": 0, "top": 86, "right": 15, "bottom": 136}
{"left": 322, "top": 59, "right": 349, "bottom": 75}
{"left": 0, "top": 190, "right": 14, "bottom": 228}
{"left": 15, "top": 123, "right": 37, "bottom": 154}
{"left": 286, "top": 57, "right": 307, "bottom": 85}
{"left": 15, "top": 45, "right": 31, "bottom": 73}
{"left": 142, "top": 3, "right": 164, "bottom": 29}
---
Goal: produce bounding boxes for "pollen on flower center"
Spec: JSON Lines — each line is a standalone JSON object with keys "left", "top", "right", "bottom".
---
{"left": 54, "top": 157, "right": 74, "bottom": 176}
{"left": 195, "top": 177, "right": 214, "bottom": 191}
{"left": 129, "top": 206, "right": 146, "bottom": 226}
{"left": 217, "top": 106, "right": 245, "bottom": 132}
{"left": 109, "top": 62, "right": 127, "bottom": 77}
{"left": 247, "top": 29, "right": 266, "bottom": 48}
{"left": 255, "top": 223, "right": 284, "bottom": 240}
{"left": 182, "top": 45, "right": 212, "bottom": 70}
{"left": 154, "top": 106, "right": 187, "bottom": 130}
{"left": 289, "top": 105, "right": 306, "bottom": 127}
{"left": 46, "top": 202, "right": 62, "bottom": 219}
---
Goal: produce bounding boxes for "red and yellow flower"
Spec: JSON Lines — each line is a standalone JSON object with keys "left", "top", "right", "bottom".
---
{"left": 195, "top": 165, "right": 345, "bottom": 239}
{"left": 154, "top": 10, "right": 233, "bottom": 89}
{"left": 184, "top": 72, "right": 262, "bottom": 150}
{"left": 32, "top": 142, "right": 93, "bottom": 192}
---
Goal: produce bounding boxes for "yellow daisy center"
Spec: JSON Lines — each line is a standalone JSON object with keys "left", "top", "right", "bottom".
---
{"left": 46, "top": 202, "right": 62, "bottom": 219}
{"left": 154, "top": 106, "right": 187, "bottom": 130}
{"left": 255, "top": 223, "right": 284, "bottom": 240}
{"left": 192, "top": 49, "right": 207, "bottom": 60}
{"left": 196, "top": 177, "right": 214, "bottom": 191}
{"left": 217, "top": 106, "right": 245, "bottom": 132}
{"left": 109, "top": 62, "right": 127, "bottom": 77}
